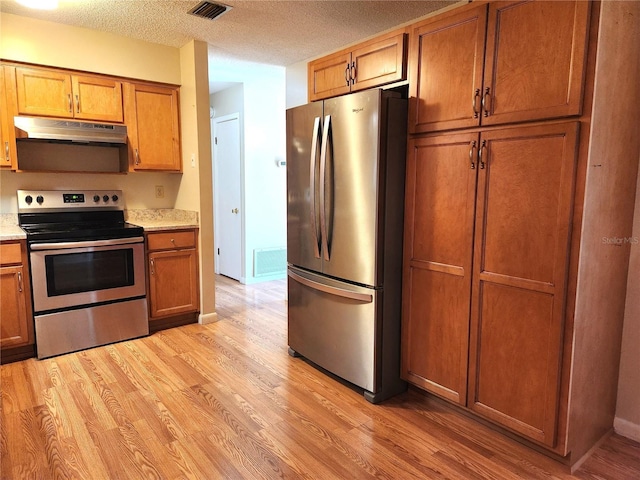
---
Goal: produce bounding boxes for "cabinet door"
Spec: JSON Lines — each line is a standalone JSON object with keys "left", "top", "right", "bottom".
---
{"left": 401, "top": 133, "right": 479, "bottom": 404}
{"left": 126, "top": 83, "right": 181, "bottom": 171}
{"left": 15, "top": 67, "right": 73, "bottom": 118}
{"left": 408, "top": 5, "right": 487, "bottom": 134}
{"left": 0, "top": 265, "right": 30, "bottom": 348}
{"left": 307, "top": 51, "right": 352, "bottom": 102}
{"left": 0, "top": 67, "right": 14, "bottom": 169}
{"left": 482, "top": 0, "right": 590, "bottom": 125}
{"left": 149, "top": 249, "right": 199, "bottom": 318}
{"left": 467, "top": 122, "right": 579, "bottom": 447}
{"left": 351, "top": 32, "right": 407, "bottom": 92}
{"left": 72, "top": 75, "right": 123, "bottom": 122}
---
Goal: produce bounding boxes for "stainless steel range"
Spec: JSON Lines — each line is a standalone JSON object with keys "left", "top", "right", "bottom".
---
{"left": 18, "top": 189, "right": 149, "bottom": 359}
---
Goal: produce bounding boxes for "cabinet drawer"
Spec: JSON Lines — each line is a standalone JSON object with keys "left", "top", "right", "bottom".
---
{"left": 0, "top": 243, "right": 22, "bottom": 265}
{"left": 147, "top": 230, "right": 196, "bottom": 251}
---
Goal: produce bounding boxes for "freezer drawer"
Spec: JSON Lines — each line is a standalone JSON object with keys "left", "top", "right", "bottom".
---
{"left": 287, "top": 267, "right": 380, "bottom": 393}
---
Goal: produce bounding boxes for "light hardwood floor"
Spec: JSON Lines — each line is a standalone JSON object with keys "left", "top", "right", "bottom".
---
{"left": 1, "top": 275, "right": 639, "bottom": 479}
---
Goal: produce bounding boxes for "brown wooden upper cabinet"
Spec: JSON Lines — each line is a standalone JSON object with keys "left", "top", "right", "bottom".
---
{"left": 308, "top": 29, "right": 407, "bottom": 102}
{"left": 124, "top": 83, "right": 181, "bottom": 172}
{"left": 408, "top": 0, "right": 590, "bottom": 133}
{"left": 14, "top": 67, "right": 124, "bottom": 123}
{"left": 0, "top": 67, "right": 15, "bottom": 169}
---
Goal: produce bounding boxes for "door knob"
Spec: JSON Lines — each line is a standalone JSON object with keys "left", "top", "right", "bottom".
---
{"left": 232, "top": 208, "right": 239, "bottom": 214}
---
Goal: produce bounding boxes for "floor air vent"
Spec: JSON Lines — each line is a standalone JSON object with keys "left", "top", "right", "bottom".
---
{"left": 188, "top": 1, "right": 231, "bottom": 20}
{"left": 254, "top": 247, "right": 287, "bottom": 277}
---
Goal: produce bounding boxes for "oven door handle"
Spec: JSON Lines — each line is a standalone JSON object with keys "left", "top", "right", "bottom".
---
{"left": 30, "top": 236, "right": 145, "bottom": 251}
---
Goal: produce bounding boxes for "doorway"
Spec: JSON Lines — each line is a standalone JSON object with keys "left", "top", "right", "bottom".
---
{"left": 213, "top": 113, "right": 243, "bottom": 281}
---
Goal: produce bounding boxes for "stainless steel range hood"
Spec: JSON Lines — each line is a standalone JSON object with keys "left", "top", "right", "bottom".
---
{"left": 14, "top": 116, "right": 127, "bottom": 144}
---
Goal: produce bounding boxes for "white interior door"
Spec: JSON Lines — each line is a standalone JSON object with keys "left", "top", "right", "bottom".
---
{"left": 213, "top": 113, "right": 243, "bottom": 281}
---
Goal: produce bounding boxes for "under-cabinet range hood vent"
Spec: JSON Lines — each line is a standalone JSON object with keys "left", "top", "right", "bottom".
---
{"left": 188, "top": 1, "right": 231, "bottom": 20}
{"left": 14, "top": 116, "right": 127, "bottom": 145}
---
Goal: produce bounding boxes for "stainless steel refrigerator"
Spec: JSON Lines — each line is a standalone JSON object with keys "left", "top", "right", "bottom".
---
{"left": 286, "top": 88, "right": 407, "bottom": 403}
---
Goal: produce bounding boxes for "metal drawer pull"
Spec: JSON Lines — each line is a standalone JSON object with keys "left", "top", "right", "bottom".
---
{"left": 288, "top": 270, "right": 373, "bottom": 303}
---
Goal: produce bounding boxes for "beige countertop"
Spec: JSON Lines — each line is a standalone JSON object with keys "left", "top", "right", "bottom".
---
{"left": 125, "top": 209, "right": 199, "bottom": 232}
{"left": 0, "top": 210, "right": 199, "bottom": 241}
{"left": 0, "top": 214, "right": 26, "bottom": 241}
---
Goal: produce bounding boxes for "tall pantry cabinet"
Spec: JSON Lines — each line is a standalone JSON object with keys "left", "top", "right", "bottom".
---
{"left": 401, "top": 0, "right": 640, "bottom": 468}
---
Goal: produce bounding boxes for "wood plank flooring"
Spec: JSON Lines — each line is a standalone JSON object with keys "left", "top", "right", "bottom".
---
{"left": 2, "top": 274, "right": 639, "bottom": 479}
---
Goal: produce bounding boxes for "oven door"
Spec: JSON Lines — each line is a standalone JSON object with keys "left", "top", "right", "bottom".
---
{"left": 29, "top": 237, "right": 146, "bottom": 313}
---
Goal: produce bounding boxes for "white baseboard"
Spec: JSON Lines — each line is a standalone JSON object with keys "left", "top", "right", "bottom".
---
{"left": 614, "top": 417, "right": 640, "bottom": 442}
{"left": 199, "top": 312, "right": 218, "bottom": 325}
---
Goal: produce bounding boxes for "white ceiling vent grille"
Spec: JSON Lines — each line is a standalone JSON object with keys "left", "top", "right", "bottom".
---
{"left": 188, "top": 1, "right": 231, "bottom": 21}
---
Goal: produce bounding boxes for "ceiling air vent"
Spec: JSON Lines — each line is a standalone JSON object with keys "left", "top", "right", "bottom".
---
{"left": 188, "top": 1, "right": 231, "bottom": 21}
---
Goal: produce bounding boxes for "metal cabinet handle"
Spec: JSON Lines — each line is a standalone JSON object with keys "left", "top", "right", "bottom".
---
{"left": 482, "top": 87, "right": 491, "bottom": 117}
{"left": 479, "top": 140, "right": 487, "bottom": 169}
{"left": 68, "top": 93, "right": 72, "bottom": 113}
{"left": 150, "top": 257, "right": 155, "bottom": 275}
{"left": 75, "top": 94, "right": 80, "bottom": 113}
{"left": 135, "top": 148, "right": 140, "bottom": 165}
{"left": 17, "top": 271, "right": 23, "bottom": 293}
{"left": 350, "top": 62, "right": 356, "bottom": 85}
{"left": 344, "top": 64, "right": 350, "bottom": 87}
{"left": 472, "top": 89, "right": 480, "bottom": 118}
{"left": 4, "top": 141, "right": 9, "bottom": 163}
{"left": 469, "top": 140, "right": 477, "bottom": 169}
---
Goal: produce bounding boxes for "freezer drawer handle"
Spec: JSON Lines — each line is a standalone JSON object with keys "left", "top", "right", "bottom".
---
{"left": 288, "top": 270, "right": 373, "bottom": 303}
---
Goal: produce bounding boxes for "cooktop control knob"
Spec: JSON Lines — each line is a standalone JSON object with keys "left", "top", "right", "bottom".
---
{"left": 36, "top": 195, "right": 44, "bottom": 204}
{"left": 112, "top": 194, "right": 119, "bottom": 202}
{"left": 93, "top": 195, "right": 100, "bottom": 203}
{"left": 102, "top": 195, "right": 110, "bottom": 202}
{"left": 25, "top": 195, "right": 33, "bottom": 204}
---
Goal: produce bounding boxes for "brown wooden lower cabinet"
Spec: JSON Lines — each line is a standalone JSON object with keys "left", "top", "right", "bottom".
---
{"left": 0, "top": 240, "right": 35, "bottom": 362}
{"left": 146, "top": 229, "right": 199, "bottom": 331}
{"left": 402, "top": 122, "right": 580, "bottom": 449}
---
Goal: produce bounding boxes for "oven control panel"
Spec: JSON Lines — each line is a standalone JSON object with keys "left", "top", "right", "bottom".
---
{"left": 18, "top": 190, "right": 124, "bottom": 212}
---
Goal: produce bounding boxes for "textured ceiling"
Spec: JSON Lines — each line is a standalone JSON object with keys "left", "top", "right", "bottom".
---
{"left": 0, "top": 0, "right": 458, "bottom": 66}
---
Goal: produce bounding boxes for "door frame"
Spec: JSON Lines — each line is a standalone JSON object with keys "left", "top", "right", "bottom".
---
{"left": 212, "top": 112, "right": 245, "bottom": 280}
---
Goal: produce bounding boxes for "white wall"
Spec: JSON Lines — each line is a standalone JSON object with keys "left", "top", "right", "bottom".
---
{"left": 209, "top": 55, "right": 286, "bottom": 284}
{"left": 616, "top": 156, "right": 640, "bottom": 442}
{"left": 286, "top": 60, "right": 308, "bottom": 109}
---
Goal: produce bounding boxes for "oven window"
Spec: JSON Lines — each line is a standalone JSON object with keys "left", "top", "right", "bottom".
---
{"left": 44, "top": 248, "right": 135, "bottom": 296}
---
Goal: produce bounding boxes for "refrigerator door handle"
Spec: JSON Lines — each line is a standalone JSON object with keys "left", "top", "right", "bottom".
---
{"left": 309, "top": 116, "right": 322, "bottom": 258}
{"left": 319, "top": 114, "right": 331, "bottom": 261}
{"left": 288, "top": 269, "right": 373, "bottom": 303}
